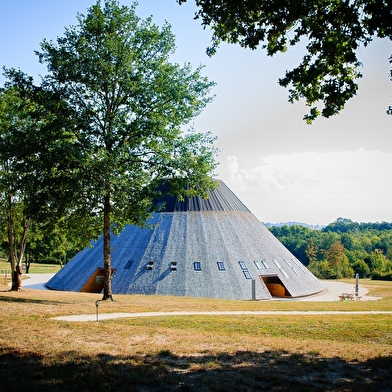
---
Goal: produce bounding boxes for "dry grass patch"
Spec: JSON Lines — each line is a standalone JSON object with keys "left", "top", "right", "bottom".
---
{"left": 0, "top": 280, "right": 391, "bottom": 391}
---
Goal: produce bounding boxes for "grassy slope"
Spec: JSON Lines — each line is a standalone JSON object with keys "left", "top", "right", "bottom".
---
{"left": 0, "top": 279, "right": 391, "bottom": 391}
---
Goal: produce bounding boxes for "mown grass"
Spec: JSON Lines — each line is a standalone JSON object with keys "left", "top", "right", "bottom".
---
{"left": 0, "top": 279, "right": 391, "bottom": 391}
{"left": 0, "top": 260, "right": 61, "bottom": 275}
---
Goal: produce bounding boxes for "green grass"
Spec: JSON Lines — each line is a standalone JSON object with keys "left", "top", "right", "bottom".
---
{"left": 0, "top": 279, "right": 391, "bottom": 391}
{"left": 0, "top": 259, "right": 61, "bottom": 274}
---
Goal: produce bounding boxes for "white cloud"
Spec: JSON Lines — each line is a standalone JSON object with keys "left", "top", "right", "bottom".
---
{"left": 222, "top": 149, "right": 392, "bottom": 224}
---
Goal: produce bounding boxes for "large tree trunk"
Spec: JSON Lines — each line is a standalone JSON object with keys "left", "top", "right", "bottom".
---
{"left": 11, "top": 264, "right": 23, "bottom": 291}
{"left": 9, "top": 217, "right": 29, "bottom": 292}
{"left": 102, "top": 192, "right": 113, "bottom": 300}
{"left": 7, "top": 194, "right": 18, "bottom": 291}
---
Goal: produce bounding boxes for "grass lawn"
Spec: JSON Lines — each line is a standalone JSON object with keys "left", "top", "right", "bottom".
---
{"left": 0, "top": 279, "right": 391, "bottom": 391}
{"left": 0, "top": 260, "right": 61, "bottom": 275}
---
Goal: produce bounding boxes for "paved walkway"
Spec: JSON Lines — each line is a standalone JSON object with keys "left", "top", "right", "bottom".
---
{"left": 22, "top": 273, "right": 54, "bottom": 290}
{"left": 53, "top": 309, "right": 392, "bottom": 322}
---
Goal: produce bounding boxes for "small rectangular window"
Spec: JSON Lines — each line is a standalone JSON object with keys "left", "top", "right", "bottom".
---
{"left": 238, "top": 261, "right": 247, "bottom": 270}
{"left": 291, "top": 258, "right": 307, "bottom": 273}
{"left": 284, "top": 259, "right": 292, "bottom": 267}
{"left": 291, "top": 258, "right": 299, "bottom": 266}
{"left": 193, "top": 262, "right": 201, "bottom": 271}
{"left": 279, "top": 268, "right": 288, "bottom": 277}
{"left": 217, "top": 262, "right": 226, "bottom": 270}
{"left": 273, "top": 259, "right": 282, "bottom": 268}
{"left": 254, "top": 260, "right": 263, "bottom": 269}
{"left": 261, "top": 260, "right": 270, "bottom": 269}
{"left": 284, "top": 259, "right": 298, "bottom": 275}
{"left": 291, "top": 267, "right": 299, "bottom": 276}
{"left": 125, "top": 260, "right": 133, "bottom": 269}
{"left": 243, "top": 270, "right": 252, "bottom": 279}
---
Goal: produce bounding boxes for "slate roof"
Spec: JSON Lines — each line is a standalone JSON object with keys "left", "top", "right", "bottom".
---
{"left": 157, "top": 180, "right": 250, "bottom": 212}
{"left": 47, "top": 180, "right": 324, "bottom": 299}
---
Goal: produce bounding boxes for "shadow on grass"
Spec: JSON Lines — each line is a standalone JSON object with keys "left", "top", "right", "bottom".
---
{"left": 0, "top": 348, "right": 391, "bottom": 391}
{"left": 0, "top": 295, "right": 67, "bottom": 305}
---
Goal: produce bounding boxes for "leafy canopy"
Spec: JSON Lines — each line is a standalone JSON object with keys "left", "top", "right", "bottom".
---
{"left": 178, "top": 0, "right": 392, "bottom": 122}
{"left": 35, "top": 0, "right": 218, "bottom": 299}
{"left": 37, "top": 0, "right": 218, "bottom": 233}
{"left": 1, "top": 71, "right": 81, "bottom": 225}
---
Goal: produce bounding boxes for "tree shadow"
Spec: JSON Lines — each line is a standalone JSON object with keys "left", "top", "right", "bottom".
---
{"left": 0, "top": 347, "right": 391, "bottom": 391}
{"left": 0, "top": 295, "right": 68, "bottom": 305}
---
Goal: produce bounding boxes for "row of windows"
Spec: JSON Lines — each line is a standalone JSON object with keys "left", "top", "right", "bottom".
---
{"left": 194, "top": 261, "right": 225, "bottom": 271}
{"left": 238, "top": 261, "right": 252, "bottom": 279}
{"left": 124, "top": 258, "right": 303, "bottom": 276}
{"left": 125, "top": 260, "right": 178, "bottom": 271}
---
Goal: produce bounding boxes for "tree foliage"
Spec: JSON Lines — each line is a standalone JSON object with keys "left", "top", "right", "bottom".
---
{"left": 0, "top": 78, "right": 79, "bottom": 289}
{"left": 269, "top": 218, "right": 392, "bottom": 279}
{"left": 178, "top": 0, "right": 392, "bottom": 122}
{"left": 0, "top": 87, "right": 31, "bottom": 288}
{"left": 35, "top": 0, "right": 218, "bottom": 299}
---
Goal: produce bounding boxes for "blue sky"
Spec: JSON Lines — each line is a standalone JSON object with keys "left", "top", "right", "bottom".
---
{"left": 1, "top": 0, "right": 391, "bottom": 225}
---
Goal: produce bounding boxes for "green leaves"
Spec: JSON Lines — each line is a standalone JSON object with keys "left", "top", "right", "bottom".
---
{"left": 36, "top": 0, "right": 218, "bottom": 231}
{"left": 0, "top": 71, "right": 81, "bottom": 225}
{"left": 179, "top": 0, "right": 391, "bottom": 121}
{"left": 2, "top": 1, "right": 218, "bottom": 295}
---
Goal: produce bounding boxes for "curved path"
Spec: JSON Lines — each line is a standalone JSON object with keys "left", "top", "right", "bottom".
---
{"left": 53, "top": 309, "right": 392, "bottom": 322}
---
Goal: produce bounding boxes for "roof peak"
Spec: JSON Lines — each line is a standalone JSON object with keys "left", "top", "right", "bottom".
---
{"left": 156, "top": 180, "right": 251, "bottom": 213}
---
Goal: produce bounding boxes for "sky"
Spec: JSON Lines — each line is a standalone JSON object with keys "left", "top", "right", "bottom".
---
{"left": 1, "top": 0, "right": 391, "bottom": 225}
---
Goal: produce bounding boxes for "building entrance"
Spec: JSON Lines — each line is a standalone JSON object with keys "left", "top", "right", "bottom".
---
{"left": 261, "top": 275, "right": 291, "bottom": 298}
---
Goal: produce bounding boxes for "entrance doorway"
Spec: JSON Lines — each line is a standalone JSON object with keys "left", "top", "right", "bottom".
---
{"left": 81, "top": 267, "right": 116, "bottom": 293}
{"left": 261, "top": 275, "right": 291, "bottom": 298}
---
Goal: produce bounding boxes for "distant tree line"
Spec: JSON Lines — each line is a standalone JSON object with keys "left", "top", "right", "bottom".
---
{"left": 268, "top": 217, "right": 392, "bottom": 280}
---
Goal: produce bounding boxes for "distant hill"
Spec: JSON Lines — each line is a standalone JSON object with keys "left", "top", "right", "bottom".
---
{"left": 262, "top": 221, "right": 325, "bottom": 230}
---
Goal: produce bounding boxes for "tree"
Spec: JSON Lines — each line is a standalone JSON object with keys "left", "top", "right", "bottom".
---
{"left": 305, "top": 237, "right": 318, "bottom": 264}
{"left": 308, "top": 259, "right": 333, "bottom": 279}
{"left": 349, "top": 255, "right": 370, "bottom": 278}
{"left": 178, "top": 0, "right": 392, "bottom": 122}
{"left": 366, "top": 249, "right": 392, "bottom": 277}
{"left": 36, "top": 0, "right": 217, "bottom": 300}
{"left": 0, "top": 74, "right": 80, "bottom": 290}
{"left": 24, "top": 221, "right": 80, "bottom": 269}
{"left": 324, "top": 240, "right": 345, "bottom": 279}
{"left": 0, "top": 87, "right": 33, "bottom": 289}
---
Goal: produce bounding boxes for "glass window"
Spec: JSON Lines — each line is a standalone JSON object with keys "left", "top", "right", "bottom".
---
{"left": 273, "top": 259, "right": 282, "bottom": 268}
{"left": 194, "top": 262, "right": 201, "bottom": 271}
{"left": 243, "top": 270, "right": 252, "bottom": 279}
{"left": 217, "top": 262, "right": 226, "bottom": 270}
{"left": 238, "top": 261, "right": 247, "bottom": 270}
{"left": 279, "top": 268, "right": 288, "bottom": 277}
{"left": 254, "top": 260, "right": 263, "bottom": 269}
{"left": 261, "top": 260, "right": 270, "bottom": 269}
{"left": 125, "top": 260, "right": 133, "bottom": 269}
{"left": 291, "top": 267, "right": 299, "bottom": 276}
{"left": 291, "top": 258, "right": 307, "bottom": 273}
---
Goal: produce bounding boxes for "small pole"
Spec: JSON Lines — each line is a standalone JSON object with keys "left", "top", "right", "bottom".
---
{"left": 95, "top": 300, "right": 100, "bottom": 322}
{"left": 251, "top": 279, "right": 256, "bottom": 301}
{"left": 355, "top": 273, "right": 359, "bottom": 295}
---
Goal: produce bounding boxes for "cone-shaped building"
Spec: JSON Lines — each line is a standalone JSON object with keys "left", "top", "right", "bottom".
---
{"left": 47, "top": 180, "right": 323, "bottom": 299}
